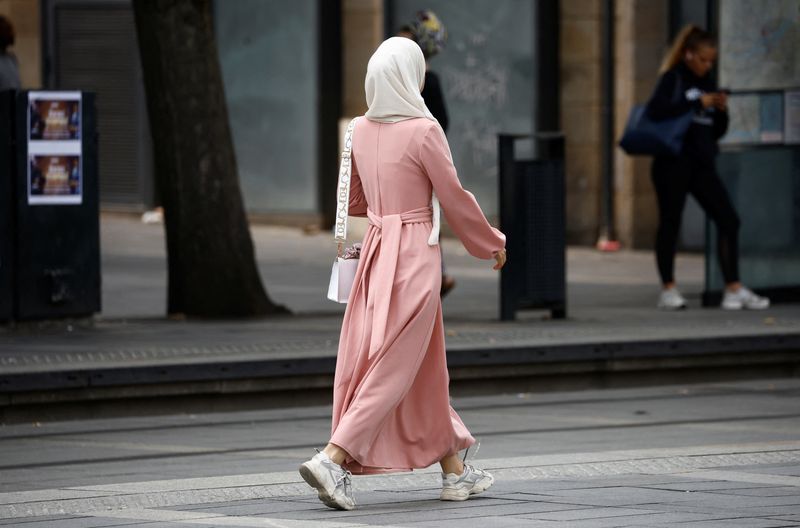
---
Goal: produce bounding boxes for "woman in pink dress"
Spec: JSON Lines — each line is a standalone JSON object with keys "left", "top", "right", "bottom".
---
{"left": 299, "top": 37, "right": 507, "bottom": 511}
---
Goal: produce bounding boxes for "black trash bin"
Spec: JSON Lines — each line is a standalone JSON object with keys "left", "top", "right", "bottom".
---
{"left": 4, "top": 90, "right": 100, "bottom": 321}
{"left": 498, "top": 132, "right": 566, "bottom": 321}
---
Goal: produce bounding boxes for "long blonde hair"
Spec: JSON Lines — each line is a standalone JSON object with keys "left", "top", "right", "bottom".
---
{"left": 659, "top": 24, "right": 716, "bottom": 74}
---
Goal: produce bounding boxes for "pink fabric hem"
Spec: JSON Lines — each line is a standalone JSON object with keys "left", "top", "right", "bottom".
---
{"left": 330, "top": 436, "right": 476, "bottom": 475}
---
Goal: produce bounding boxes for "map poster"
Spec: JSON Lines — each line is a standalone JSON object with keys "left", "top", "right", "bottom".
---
{"left": 722, "top": 94, "right": 760, "bottom": 144}
{"left": 759, "top": 92, "right": 784, "bottom": 143}
{"left": 786, "top": 90, "right": 800, "bottom": 144}
{"left": 722, "top": 92, "right": 789, "bottom": 145}
{"left": 719, "top": 0, "right": 800, "bottom": 91}
{"left": 27, "top": 155, "right": 82, "bottom": 205}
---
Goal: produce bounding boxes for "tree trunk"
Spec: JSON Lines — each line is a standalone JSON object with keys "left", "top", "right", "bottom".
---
{"left": 132, "top": 0, "right": 286, "bottom": 317}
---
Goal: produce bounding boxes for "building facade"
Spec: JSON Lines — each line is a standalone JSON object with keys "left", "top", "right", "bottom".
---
{"left": 4, "top": 0, "right": 798, "bottom": 259}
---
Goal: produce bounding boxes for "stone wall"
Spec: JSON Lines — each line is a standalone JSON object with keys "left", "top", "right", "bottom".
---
{"left": 342, "top": 0, "right": 383, "bottom": 117}
{"left": 560, "top": 0, "right": 602, "bottom": 245}
{"left": 614, "top": 0, "right": 667, "bottom": 249}
{"left": 0, "top": 0, "right": 40, "bottom": 88}
{"left": 560, "top": 0, "right": 668, "bottom": 249}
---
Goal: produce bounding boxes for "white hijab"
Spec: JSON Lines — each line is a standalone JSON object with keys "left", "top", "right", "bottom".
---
{"left": 365, "top": 37, "right": 435, "bottom": 123}
{"left": 364, "top": 37, "right": 441, "bottom": 245}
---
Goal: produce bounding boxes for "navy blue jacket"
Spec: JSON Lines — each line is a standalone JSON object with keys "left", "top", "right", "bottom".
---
{"left": 648, "top": 62, "right": 728, "bottom": 166}
{"left": 422, "top": 71, "right": 448, "bottom": 134}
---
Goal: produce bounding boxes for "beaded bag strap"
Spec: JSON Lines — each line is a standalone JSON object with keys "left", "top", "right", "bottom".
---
{"left": 333, "top": 118, "right": 358, "bottom": 254}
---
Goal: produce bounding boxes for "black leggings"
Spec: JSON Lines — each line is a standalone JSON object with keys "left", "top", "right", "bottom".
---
{"left": 651, "top": 156, "right": 741, "bottom": 285}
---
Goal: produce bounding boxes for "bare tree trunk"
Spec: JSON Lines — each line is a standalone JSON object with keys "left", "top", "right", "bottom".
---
{"left": 132, "top": 0, "right": 287, "bottom": 317}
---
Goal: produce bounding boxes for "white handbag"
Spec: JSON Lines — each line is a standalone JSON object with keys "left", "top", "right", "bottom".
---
{"left": 327, "top": 118, "right": 359, "bottom": 303}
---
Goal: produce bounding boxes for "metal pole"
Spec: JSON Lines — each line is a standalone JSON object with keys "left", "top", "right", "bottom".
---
{"left": 706, "top": 0, "right": 718, "bottom": 34}
{"left": 535, "top": 0, "right": 560, "bottom": 132}
{"left": 668, "top": 0, "right": 681, "bottom": 41}
{"left": 384, "top": 0, "right": 395, "bottom": 38}
{"left": 598, "top": 0, "right": 619, "bottom": 250}
{"left": 317, "top": 0, "right": 342, "bottom": 229}
{"left": 702, "top": 0, "right": 720, "bottom": 305}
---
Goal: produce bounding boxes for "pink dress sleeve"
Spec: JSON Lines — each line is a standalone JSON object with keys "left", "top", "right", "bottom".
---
{"left": 348, "top": 156, "right": 368, "bottom": 217}
{"left": 420, "top": 124, "right": 506, "bottom": 259}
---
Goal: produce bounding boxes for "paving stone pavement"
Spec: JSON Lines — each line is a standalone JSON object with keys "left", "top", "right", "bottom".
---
{"left": 2, "top": 215, "right": 800, "bottom": 375}
{"left": 1, "top": 378, "right": 799, "bottom": 527}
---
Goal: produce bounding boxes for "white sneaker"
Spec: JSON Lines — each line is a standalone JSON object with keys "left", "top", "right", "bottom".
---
{"left": 299, "top": 451, "right": 356, "bottom": 510}
{"left": 721, "top": 287, "right": 770, "bottom": 310}
{"left": 440, "top": 464, "right": 495, "bottom": 501}
{"left": 657, "top": 287, "right": 687, "bottom": 310}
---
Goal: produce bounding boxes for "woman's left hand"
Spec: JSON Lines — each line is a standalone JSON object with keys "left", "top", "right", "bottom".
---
{"left": 493, "top": 249, "right": 507, "bottom": 270}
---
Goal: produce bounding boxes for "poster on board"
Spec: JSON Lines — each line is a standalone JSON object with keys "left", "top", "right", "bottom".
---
{"left": 28, "top": 95, "right": 81, "bottom": 140}
{"left": 721, "top": 92, "right": 786, "bottom": 145}
{"left": 28, "top": 155, "right": 82, "bottom": 205}
{"left": 27, "top": 91, "right": 82, "bottom": 205}
{"left": 719, "top": 0, "right": 800, "bottom": 91}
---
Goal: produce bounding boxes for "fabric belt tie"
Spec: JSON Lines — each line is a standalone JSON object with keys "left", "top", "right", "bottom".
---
{"left": 365, "top": 206, "right": 432, "bottom": 359}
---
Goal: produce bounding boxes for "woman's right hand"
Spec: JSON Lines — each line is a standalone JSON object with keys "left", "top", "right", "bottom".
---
{"left": 714, "top": 91, "right": 728, "bottom": 110}
{"left": 700, "top": 92, "right": 727, "bottom": 109}
{"left": 493, "top": 248, "right": 507, "bottom": 270}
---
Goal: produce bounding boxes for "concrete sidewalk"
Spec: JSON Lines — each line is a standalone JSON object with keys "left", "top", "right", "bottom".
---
{"left": 1, "top": 379, "right": 799, "bottom": 527}
{"left": 1, "top": 215, "right": 799, "bottom": 420}
{"left": 4, "top": 443, "right": 800, "bottom": 527}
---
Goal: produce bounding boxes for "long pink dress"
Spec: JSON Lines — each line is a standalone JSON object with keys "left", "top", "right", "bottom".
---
{"left": 330, "top": 117, "right": 505, "bottom": 474}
